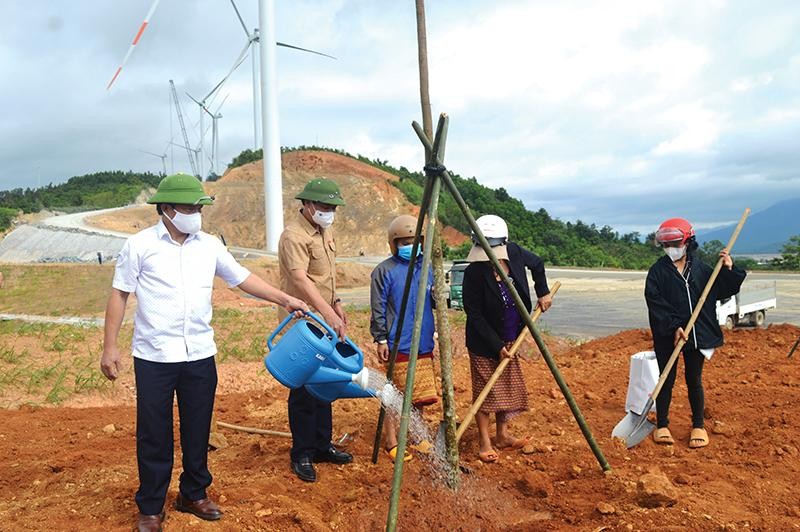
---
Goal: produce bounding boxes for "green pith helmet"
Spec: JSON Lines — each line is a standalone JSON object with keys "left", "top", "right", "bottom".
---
{"left": 147, "top": 173, "right": 215, "bottom": 205}
{"left": 294, "top": 177, "right": 345, "bottom": 206}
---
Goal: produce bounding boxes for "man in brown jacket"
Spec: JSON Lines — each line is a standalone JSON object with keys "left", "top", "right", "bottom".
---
{"left": 278, "top": 177, "right": 352, "bottom": 482}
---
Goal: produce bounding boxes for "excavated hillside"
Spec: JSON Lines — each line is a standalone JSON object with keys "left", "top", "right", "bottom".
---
{"left": 205, "top": 150, "right": 467, "bottom": 254}
{"left": 88, "top": 151, "right": 467, "bottom": 256}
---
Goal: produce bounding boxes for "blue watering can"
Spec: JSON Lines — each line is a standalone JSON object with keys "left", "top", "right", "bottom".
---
{"left": 265, "top": 311, "right": 374, "bottom": 401}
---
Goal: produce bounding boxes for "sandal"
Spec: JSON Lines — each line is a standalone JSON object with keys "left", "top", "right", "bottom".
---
{"left": 653, "top": 427, "right": 675, "bottom": 445}
{"left": 689, "top": 428, "right": 709, "bottom": 449}
{"left": 494, "top": 435, "right": 533, "bottom": 450}
{"left": 410, "top": 439, "right": 433, "bottom": 455}
{"left": 478, "top": 449, "right": 499, "bottom": 463}
{"left": 386, "top": 445, "right": 413, "bottom": 462}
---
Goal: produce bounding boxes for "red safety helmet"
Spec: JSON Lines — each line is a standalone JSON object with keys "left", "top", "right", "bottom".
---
{"left": 655, "top": 217, "right": 695, "bottom": 246}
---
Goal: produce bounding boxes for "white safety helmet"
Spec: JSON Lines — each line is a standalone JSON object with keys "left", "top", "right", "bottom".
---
{"left": 473, "top": 214, "right": 508, "bottom": 247}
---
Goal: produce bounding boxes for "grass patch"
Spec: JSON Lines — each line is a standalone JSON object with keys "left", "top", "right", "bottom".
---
{"left": 212, "top": 308, "right": 274, "bottom": 363}
{"left": 0, "top": 345, "right": 27, "bottom": 363}
{"left": 0, "top": 264, "right": 114, "bottom": 316}
{"left": 0, "top": 322, "right": 113, "bottom": 405}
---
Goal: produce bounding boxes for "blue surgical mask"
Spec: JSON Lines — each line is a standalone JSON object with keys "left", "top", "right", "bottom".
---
{"left": 397, "top": 244, "right": 417, "bottom": 261}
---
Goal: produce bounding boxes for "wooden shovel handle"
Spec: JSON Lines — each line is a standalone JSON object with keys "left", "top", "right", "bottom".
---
{"left": 455, "top": 281, "right": 561, "bottom": 443}
{"left": 649, "top": 208, "right": 750, "bottom": 403}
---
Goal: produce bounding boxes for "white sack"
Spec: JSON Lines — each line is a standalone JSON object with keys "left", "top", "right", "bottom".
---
{"left": 625, "top": 350, "right": 659, "bottom": 415}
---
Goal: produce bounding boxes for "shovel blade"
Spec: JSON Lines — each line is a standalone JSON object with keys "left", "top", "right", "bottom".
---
{"left": 611, "top": 411, "right": 656, "bottom": 448}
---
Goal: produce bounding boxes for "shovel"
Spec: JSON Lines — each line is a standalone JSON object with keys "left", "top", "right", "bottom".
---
{"left": 435, "top": 281, "right": 561, "bottom": 450}
{"left": 613, "top": 208, "right": 750, "bottom": 448}
{"left": 788, "top": 335, "right": 800, "bottom": 358}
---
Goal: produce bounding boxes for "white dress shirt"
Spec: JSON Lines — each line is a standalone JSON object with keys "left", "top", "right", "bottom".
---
{"left": 113, "top": 220, "right": 251, "bottom": 363}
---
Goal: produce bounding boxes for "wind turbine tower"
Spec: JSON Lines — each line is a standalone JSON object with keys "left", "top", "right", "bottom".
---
{"left": 259, "top": 0, "right": 281, "bottom": 252}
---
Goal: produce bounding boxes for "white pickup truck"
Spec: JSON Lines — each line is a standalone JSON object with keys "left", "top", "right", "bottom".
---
{"left": 716, "top": 280, "right": 777, "bottom": 329}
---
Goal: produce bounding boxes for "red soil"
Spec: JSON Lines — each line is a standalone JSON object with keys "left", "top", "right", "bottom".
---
{"left": 1, "top": 323, "right": 798, "bottom": 531}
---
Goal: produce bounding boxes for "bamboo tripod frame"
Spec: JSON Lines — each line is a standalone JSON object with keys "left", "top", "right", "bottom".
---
{"left": 385, "top": 114, "right": 611, "bottom": 532}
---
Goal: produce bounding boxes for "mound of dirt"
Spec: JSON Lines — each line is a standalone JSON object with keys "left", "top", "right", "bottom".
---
{"left": 86, "top": 151, "right": 469, "bottom": 255}
{"left": 1, "top": 320, "right": 798, "bottom": 530}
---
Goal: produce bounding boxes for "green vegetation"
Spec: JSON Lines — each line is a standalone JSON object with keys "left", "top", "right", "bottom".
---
{"left": 230, "top": 146, "right": 661, "bottom": 268}
{"left": 0, "top": 206, "right": 17, "bottom": 231}
{"left": 0, "top": 321, "right": 111, "bottom": 406}
{"left": 0, "top": 170, "right": 162, "bottom": 230}
{"left": 0, "top": 264, "right": 115, "bottom": 317}
{"left": 770, "top": 235, "right": 800, "bottom": 270}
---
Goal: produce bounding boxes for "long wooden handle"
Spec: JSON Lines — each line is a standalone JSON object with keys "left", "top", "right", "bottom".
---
{"left": 216, "top": 420, "right": 292, "bottom": 438}
{"left": 649, "top": 209, "right": 750, "bottom": 403}
{"left": 455, "top": 281, "right": 561, "bottom": 443}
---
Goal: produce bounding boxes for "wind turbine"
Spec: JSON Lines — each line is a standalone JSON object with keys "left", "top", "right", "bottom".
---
{"left": 192, "top": 93, "right": 229, "bottom": 177}
{"left": 106, "top": 0, "right": 337, "bottom": 251}
{"left": 228, "top": 0, "right": 335, "bottom": 149}
{"left": 138, "top": 148, "right": 168, "bottom": 175}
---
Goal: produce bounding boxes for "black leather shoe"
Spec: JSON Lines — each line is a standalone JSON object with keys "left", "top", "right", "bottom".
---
{"left": 174, "top": 493, "right": 223, "bottom": 521}
{"left": 314, "top": 445, "right": 353, "bottom": 465}
{"left": 291, "top": 457, "right": 317, "bottom": 482}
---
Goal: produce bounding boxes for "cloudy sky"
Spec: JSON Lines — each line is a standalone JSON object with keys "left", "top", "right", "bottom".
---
{"left": 1, "top": 0, "right": 798, "bottom": 234}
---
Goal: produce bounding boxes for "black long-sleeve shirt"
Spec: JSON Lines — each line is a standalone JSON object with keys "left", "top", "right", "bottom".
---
{"left": 645, "top": 254, "right": 746, "bottom": 353}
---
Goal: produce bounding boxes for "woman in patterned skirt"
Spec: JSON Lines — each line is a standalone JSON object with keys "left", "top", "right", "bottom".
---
{"left": 462, "top": 215, "right": 550, "bottom": 462}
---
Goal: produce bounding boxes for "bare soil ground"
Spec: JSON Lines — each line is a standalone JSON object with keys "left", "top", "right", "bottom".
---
{"left": 84, "top": 150, "right": 468, "bottom": 255}
{"left": 0, "top": 278, "right": 798, "bottom": 531}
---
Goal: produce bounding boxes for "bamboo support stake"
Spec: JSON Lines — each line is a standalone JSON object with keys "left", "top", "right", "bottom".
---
{"left": 371, "top": 176, "right": 436, "bottom": 464}
{"left": 413, "top": 116, "right": 610, "bottom": 472}
{"left": 455, "top": 281, "right": 561, "bottom": 443}
{"left": 386, "top": 117, "right": 448, "bottom": 532}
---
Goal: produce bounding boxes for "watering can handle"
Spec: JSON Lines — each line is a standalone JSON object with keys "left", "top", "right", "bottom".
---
{"left": 343, "top": 337, "right": 364, "bottom": 365}
{"left": 266, "top": 311, "right": 338, "bottom": 351}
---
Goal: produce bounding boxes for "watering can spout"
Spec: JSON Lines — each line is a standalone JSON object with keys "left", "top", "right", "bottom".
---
{"left": 351, "top": 368, "right": 370, "bottom": 390}
{"left": 305, "top": 366, "right": 359, "bottom": 385}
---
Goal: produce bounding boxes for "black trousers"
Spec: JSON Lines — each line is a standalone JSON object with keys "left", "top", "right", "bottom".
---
{"left": 654, "top": 347, "right": 706, "bottom": 429}
{"left": 134, "top": 357, "right": 217, "bottom": 515}
{"left": 288, "top": 386, "right": 332, "bottom": 462}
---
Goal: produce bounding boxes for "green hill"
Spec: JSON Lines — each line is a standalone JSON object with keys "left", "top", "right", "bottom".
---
{"left": 0, "top": 171, "right": 162, "bottom": 215}
{"left": 230, "top": 147, "right": 662, "bottom": 269}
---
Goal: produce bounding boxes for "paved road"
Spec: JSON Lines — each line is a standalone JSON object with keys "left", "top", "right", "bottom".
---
{"left": 15, "top": 209, "right": 800, "bottom": 339}
{"left": 40, "top": 207, "right": 133, "bottom": 238}
{"left": 339, "top": 268, "right": 799, "bottom": 340}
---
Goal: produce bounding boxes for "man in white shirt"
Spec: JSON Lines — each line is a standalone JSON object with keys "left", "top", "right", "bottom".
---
{"left": 100, "top": 173, "right": 308, "bottom": 532}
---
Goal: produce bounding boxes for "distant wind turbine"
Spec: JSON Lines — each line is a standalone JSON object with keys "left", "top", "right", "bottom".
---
{"left": 138, "top": 147, "right": 168, "bottom": 175}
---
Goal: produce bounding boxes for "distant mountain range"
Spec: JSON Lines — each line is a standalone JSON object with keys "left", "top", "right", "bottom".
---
{"left": 697, "top": 198, "right": 799, "bottom": 254}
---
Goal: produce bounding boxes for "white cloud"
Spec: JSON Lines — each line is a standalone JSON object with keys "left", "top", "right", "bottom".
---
{"left": 653, "top": 104, "right": 723, "bottom": 155}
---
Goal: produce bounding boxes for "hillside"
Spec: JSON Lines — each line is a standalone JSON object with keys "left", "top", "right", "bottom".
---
{"left": 698, "top": 198, "right": 800, "bottom": 253}
{"left": 85, "top": 151, "right": 468, "bottom": 257}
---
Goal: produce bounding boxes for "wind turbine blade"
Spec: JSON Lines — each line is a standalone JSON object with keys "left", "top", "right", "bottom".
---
{"left": 138, "top": 149, "right": 163, "bottom": 158}
{"left": 229, "top": 0, "right": 252, "bottom": 39}
{"left": 106, "top": 0, "right": 164, "bottom": 89}
{"left": 201, "top": 40, "right": 252, "bottom": 103}
{"left": 276, "top": 41, "right": 337, "bottom": 60}
{"left": 185, "top": 91, "right": 204, "bottom": 107}
{"left": 214, "top": 93, "right": 231, "bottom": 114}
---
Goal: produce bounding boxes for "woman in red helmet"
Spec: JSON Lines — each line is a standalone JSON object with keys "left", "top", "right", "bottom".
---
{"left": 645, "top": 217, "right": 746, "bottom": 448}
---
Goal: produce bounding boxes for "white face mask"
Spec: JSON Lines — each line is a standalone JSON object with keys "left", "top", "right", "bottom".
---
{"left": 665, "top": 245, "right": 686, "bottom": 262}
{"left": 312, "top": 209, "right": 335, "bottom": 228}
{"left": 168, "top": 210, "right": 202, "bottom": 235}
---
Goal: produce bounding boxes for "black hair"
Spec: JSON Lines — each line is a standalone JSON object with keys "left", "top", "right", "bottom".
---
{"left": 686, "top": 236, "right": 699, "bottom": 253}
